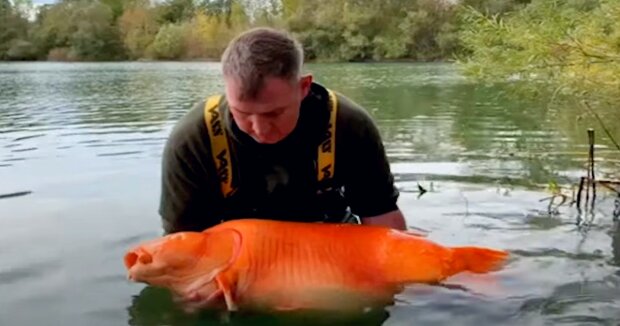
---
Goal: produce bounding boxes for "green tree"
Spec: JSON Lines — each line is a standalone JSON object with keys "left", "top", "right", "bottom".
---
{"left": 457, "top": 0, "right": 620, "bottom": 149}
{"left": 457, "top": 0, "right": 619, "bottom": 102}
{"left": 101, "top": 0, "right": 125, "bottom": 19}
{"left": 30, "top": 0, "right": 125, "bottom": 60}
{"left": 69, "top": 1, "right": 125, "bottom": 60}
{"left": 0, "top": 0, "right": 573, "bottom": 63}
{"left": 150, "top": 22, "right": 187, "bottom": 59}
{"left": 0, "top": 0, "right": 33, "bottom": 60}
{"left": 119, "top": 0, "right": 160, "bottom": 59}
{"left": 157, "top": 0, "right": 196, "bottom": 24}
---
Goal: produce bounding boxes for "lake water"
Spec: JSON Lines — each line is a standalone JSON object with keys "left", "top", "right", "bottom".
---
{"left": 1, "top": 62, "right": 619, "bottom": 326}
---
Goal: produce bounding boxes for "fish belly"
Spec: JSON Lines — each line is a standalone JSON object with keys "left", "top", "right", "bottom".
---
{"left": 234, "top": 230, "right": 397, "bottom": 312}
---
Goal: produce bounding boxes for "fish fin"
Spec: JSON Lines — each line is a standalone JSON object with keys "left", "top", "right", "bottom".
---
{"left": 449, "top": 246, "right": 509, "bottom": 275}
{"left": 215, "top": 275, "right": 237, "bottom": 311}
{"left": 201, "top": 228, "right": 242, "bottom": 281}
{"left": 176, "top": 289, "right": 223, "bottom": 313}
{"left": 184, "top": 228, "right": 242, "bottom": 296}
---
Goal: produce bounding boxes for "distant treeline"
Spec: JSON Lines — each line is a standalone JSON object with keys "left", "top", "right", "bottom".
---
{"left": 3, "top": 0, "right": 617, "bottom": 107}
{"left": 2, "top": 0, "right": 617, "bottom": 146}
{"left": 1, "top": 0, "right": 534, "bottom": 62}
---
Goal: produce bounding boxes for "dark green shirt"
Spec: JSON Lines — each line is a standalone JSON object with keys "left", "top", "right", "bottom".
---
{"left": 159, "top": 82, "right": 399, "bottom": 234}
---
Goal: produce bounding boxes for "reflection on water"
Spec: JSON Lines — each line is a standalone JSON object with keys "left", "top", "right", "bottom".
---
{"left": 125, "top": 220, "right": 620, "bottom": 326}
{"left": 518, "top": 274, "right": 620, "bottom": 324}
{"left": 0, "top": 62, "right": 619, "bottom": 325}
{"left": 127, "top": 286, "right": 390, "bottom": 326}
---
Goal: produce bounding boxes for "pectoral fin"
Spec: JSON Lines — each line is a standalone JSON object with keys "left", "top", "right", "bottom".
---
{"left": 200, "top": 228, "right": 242, "bottom": 281}
{"left": 184, "top": 228, "right": 242, "bottom": 302}
{"left": 216, "top": 274, "right": 238, "bottom": 311}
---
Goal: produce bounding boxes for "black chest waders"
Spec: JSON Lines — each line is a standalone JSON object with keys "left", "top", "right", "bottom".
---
{"left": 203, "top": 89, "right": 359, "bottom": 225}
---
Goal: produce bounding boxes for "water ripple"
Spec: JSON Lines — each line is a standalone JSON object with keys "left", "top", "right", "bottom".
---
{"left": 0, "top": 259, "right": 61, "bottom": 284}
{"left": 107, "top": 232, "right": 162, "bottom": 249}
{"left": 518, "top": 276, "right": 620, "bottom": 324}
{"left": 1, "top": 62, "right": 619, "bottom": 326}
{"left": 511, "top": 248, "right": 607, "bottom": 261}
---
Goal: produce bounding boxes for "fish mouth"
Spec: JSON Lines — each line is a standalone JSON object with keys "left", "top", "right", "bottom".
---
{"left": 124, "top": 252, "right": 139, "bottom": 270}
{"left": 124, "top": 248, "right": 158, "bottom": 282}
{"left": 125, "top": 252, "right": 140, "bottom": 281}
{"left": 125, "top": 248, "right": 153, "bottom": 269}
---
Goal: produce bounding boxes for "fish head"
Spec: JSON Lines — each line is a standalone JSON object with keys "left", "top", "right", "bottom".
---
{"left": 124, "top": 228, "right": 242, "bottom": 296}
{"left": 124, "top": 232, "right": 208, "bottom": 286}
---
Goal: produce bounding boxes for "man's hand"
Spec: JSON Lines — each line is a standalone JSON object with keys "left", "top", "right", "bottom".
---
{"left": 361, "top": 209, "right": 407, "bottom": 230}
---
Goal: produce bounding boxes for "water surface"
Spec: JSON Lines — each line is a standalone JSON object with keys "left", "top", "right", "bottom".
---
{"left": 1, "top": 62, "right": 619, "bottom": 325}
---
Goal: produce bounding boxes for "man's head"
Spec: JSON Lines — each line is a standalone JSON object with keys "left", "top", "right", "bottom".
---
{"left": 221, "top": 27, "right": 312, "bottom": 144}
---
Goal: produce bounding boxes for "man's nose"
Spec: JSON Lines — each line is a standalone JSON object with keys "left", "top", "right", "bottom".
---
{"left": 124, "top": 249, "right": 152, "bottom": 269}
{"left": 251, "top": 116, "right": 272, "bottom": 137}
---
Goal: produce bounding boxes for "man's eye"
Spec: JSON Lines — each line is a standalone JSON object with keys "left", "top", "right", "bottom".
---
{"left": 233, "top": 109, "right": 249, "bottom": 116}
{"left": 266, "top": 109, "right": 285, "bottom": 118}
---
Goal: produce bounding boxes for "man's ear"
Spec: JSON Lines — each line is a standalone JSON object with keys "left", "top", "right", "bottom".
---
{"left": 299, "top": 74, "right": 313, "bottom": 98}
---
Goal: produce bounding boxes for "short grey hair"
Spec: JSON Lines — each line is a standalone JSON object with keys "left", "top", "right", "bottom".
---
{"left": 221, "top": 27, "right": 304, "bottom": 100}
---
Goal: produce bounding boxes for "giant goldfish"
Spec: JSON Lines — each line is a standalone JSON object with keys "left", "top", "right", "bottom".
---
{"left": 124, "top": 219, "right": 509, "bottom": 312}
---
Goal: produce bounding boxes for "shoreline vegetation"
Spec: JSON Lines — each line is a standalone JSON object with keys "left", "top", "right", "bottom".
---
{"left": 0, "top": 0, "right": 532, "bottom": 63}
{"left": 2, "top": 0, "right": 619, "bottom": 136}
{"left": 1, "top": 57, "right": 452, "bottom": 63}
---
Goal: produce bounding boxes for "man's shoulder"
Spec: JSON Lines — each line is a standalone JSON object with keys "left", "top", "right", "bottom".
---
{"left": 164, "top": 98, "right": 210, "bottom": 155}
{"left": 335, "top": 92, "right": 373, "bottom": 121}
{"left": 310, "top": 83, "right": 376, "bottom": 129}
{"left": 332, "top": 90, "right": 380, "bottom": 139}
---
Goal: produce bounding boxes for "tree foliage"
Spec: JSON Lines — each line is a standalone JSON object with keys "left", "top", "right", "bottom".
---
{"left": 457, "top": 0, "right": 620, "bottom": 110}
{"left": 457, "top": 0, "right": 620, "bottom": 149}
{"left": 0, "top": 0, "right": 34, "bottom": 60}
{"left": 1, "top": 0, "right": 530, "bottom": 62}
{"left": 118, "top": 1, "right": 160, "bottom": 60}
{"left": 4, "top": 0, "right": 615, "bottom": 145}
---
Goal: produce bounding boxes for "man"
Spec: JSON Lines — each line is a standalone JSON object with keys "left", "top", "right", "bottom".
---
{"left": 158, "top": 27, "right": 407, "bottom": 234}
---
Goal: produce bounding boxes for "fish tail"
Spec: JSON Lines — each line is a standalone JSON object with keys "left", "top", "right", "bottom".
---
{"left": 448, "top": 247, "right": 509, "bottom": 275}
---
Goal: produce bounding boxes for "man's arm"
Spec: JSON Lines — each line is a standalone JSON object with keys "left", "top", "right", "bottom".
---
{"left": 338, "top": 95, "right": 408, "bottom": 230}
{"left": 159, "top": 140, "right": 207, "bottom": 234}
{"left": 159, "top": 101, "right": 220, "bottom": 234}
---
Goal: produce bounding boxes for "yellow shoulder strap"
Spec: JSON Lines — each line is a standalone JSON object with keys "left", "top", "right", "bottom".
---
{"left": 203, "top": 95, "right": 236, "bottom": 198}
{"left": 318, "top": 89, "right": 338, "bottom": 184}
{"left": 204, "top": 89, "right": 337, "bottom": 197}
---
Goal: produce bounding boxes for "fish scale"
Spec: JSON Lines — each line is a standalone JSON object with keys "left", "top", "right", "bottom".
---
{"left": 231, "top": 223, "right": 393, "bottom": 310}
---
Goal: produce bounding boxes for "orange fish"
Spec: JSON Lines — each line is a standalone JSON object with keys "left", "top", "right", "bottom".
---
{"left": 124, "top": 219, "right": 509, "bottom": 313}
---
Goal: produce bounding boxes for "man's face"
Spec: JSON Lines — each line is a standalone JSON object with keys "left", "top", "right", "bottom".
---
{"left": 225, "top": 75, "right": 312, "bottom": 144}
